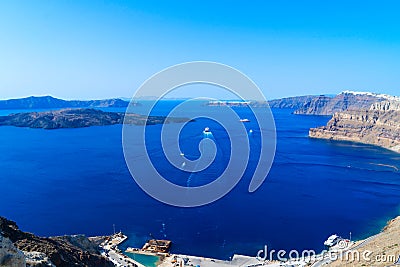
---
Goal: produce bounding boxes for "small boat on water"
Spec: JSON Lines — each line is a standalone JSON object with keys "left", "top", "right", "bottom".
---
{"left": 324, "top": 234, "right": 340, "bottom": 247}
{"left": 240, "top": 119, "right": 250, "bottom": 122}
{"left": 203, "top": 127, "right": 210, "bottom": 133}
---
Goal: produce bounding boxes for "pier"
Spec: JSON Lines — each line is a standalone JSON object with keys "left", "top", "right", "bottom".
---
{"left": 142, "top": 239, "right": 172, "bottom": 253}
{"left": 99, "top": 232, "right": 146, "bottom": 267}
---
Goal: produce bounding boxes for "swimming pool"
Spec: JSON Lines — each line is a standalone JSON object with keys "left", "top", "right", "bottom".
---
{"left": 125, "top": 252, "right": 160, "bottom": 267}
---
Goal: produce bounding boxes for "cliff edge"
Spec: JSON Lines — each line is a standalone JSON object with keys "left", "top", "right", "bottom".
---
{"left": 309, "top": 98, "right": 400, "bottom": 153}
{"left": 294, "top": 91, "right": 389, "bottom": 115}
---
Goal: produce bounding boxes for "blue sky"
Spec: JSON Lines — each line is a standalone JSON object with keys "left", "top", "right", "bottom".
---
{"left": 0, "top": 0, "right": 399, "bottom": 100}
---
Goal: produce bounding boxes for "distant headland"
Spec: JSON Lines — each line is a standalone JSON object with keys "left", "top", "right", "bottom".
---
{"left": 0, "top": 96, "right": 133, "bottom": 110}
{"left": 309, "top": 93, "right": 400, "bottom": 153}
{"left": 0, "top": 108, "right": 190, "bottom": 129}
{"left": 207, "top": 91, "right": 398, "bottom": 116}
{"left": 270, "top": 90, "right": 400, "bottom": 153}
{"left": 207, "top": 91, "right": 400, "bottom": 153}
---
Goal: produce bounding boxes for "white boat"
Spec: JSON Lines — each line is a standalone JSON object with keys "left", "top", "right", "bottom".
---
{"left": 240, "top": 119, "right": 250, "bottom": 122}
{"left": 324, "top": 234, "right": 340, "bottom": 247}
{"left": 203, "top": 127, "right": 210, "bottom": 133}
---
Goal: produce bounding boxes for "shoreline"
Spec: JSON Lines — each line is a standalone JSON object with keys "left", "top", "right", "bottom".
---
{"left": 101, "top": 215, "right": 400, "bottom": 267}
{"left": 324, "top": 215, "right": 400, "bottom": 266}
{"left": 309, "top": 132, "right": 400, "bottom": 154}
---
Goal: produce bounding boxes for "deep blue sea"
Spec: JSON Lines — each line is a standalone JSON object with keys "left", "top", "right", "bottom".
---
{"left": 1, "top": 101, "right": 400, "bottom": 260}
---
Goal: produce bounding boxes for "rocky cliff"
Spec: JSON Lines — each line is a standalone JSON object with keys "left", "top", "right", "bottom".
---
{"left": 294, "top": 91, "right": 387, "bottom": 115}
{"left": 268, "top": 95, "right": 324, "bottom": 109}
{"left": 0, "top": 216, "right": 113, "bottom": 267}
{"left": 206, "top": 91, "right": 390, "bottom": 115}
{"left": 0, "top": 96, "right": 132, "bottom": 110}
{"left": 309, "top": 98, "right": 400, "bottom": 153}
{"left": 206, "top": 95, "right": 325, "bottom": 109}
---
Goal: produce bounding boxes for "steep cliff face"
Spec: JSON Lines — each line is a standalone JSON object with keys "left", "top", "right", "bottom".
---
{"left": 268, "top": 95, "right": 323, "bottom": 109}
{"left": 309, "top": 100, "right": 400, "bottom": 152}
{"left": 293, "top": 95, "right": 333, "bottom": 115}
{"left": 295, "top": 91, "right": 386, "bottom": 115}
{"left": 206, "top": 95, "right": 328, "bottom": 109}
{"left": 206, "top": 91, "right": 388, "bottom": 115}
{"left": 370, "top": 100, "right": 400, "bottom": 111}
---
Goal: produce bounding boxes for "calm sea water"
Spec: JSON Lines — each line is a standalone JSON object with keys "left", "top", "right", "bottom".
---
{"left": 0, "top": 101, "right": 400, "bottom": 260}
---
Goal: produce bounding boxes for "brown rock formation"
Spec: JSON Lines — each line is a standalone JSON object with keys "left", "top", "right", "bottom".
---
{"left": 309, "top": 100, "right": 400, "bottom": 153}
{"left": 0, "top": 217, "right": 113, "bottom": 267}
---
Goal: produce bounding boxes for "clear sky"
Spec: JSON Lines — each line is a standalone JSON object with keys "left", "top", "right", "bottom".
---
{"left": 0, "top": 0, "right": 399, "bottom": 100}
